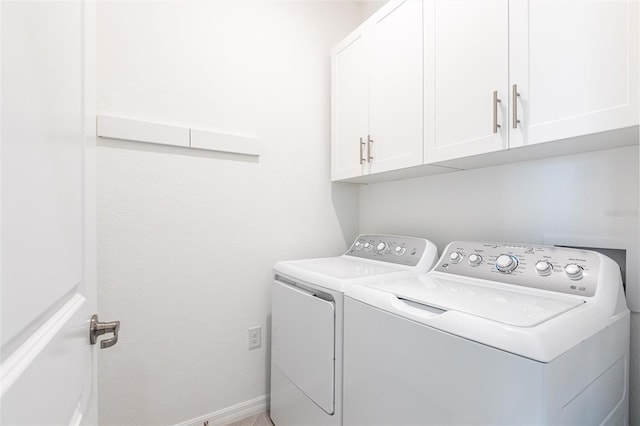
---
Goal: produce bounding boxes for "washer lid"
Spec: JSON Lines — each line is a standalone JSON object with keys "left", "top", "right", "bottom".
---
{"left": 274, "top": 257, "right": 409, "bottom": 292}
{"left": 367, "top": 275, "right": 584, "bottom": 327}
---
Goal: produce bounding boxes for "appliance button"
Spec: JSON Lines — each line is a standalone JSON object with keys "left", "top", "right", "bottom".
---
{"left": 496, "top": 254, "right": 518, "bottom": 273}
{"left": 565, "top": 264, "right": 584, "bottom": 280}
{"left": 449, "top": 252, "right": 463, "bottom": 264}
{"left": 354, "top": 242, "right": 364, "bottom": 250}
{"left": 395, "top": 246, "right": 406, "bottom": 256}
{"left": 468, "top": 254, "right": 483, "bottom": 266}
{"left": 363, "top": 242, "right": 373, "bottom": 251}
{"left": 535, "top": 261, "right": 553, "bottom": 276}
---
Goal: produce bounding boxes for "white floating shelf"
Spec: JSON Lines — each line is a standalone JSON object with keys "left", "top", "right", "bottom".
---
{"left": 97, "top": 116, "right": 190, "bottom": 147}
{"left": 190, "top": 128, "right": 261, "bottom": 156}
{"left": 96, "top": 115, "right": 261, "bottom": 157}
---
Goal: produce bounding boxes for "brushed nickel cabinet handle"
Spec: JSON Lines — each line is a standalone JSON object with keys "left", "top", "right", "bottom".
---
{"left": 367, "top": 135, "right": 374, "bottom": 162}
{"left": 493, "top": 90, "right": 501, "bottom": 133}
{"left": 512, "top": 84, "right": 520, "bottom": 129}
{"left": 359, "top": 137, "right": 365, "bottom": 165}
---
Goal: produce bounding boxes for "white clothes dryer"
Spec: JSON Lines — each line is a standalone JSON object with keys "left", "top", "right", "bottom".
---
{"left": 343, "top": 241, "right": 630, "bottom": 426}
{"left": 270, "top": 234, "right": 439, "bottom": 426}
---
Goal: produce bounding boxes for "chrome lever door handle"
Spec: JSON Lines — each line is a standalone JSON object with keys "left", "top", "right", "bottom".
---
{"left": 90, "top": 314, "right": 120, "bottom": 349}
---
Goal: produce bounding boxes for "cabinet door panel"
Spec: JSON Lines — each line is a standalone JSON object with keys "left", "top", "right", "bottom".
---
{"left": 510, "top": 0, "right": 639, "bottom": 147}
{"left": 332, "top": 31, "right": 368, "bottom": 180}
{"left": 369, "top": 0, "right": 423, "bottom": 174}
{"left": 425, "top": 0, "right": 509, "bottom": 163}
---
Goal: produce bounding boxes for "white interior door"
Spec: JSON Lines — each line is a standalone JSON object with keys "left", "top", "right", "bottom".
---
{"left": 1, "top": 1, "right": 98, "bottom": 424}
{"left": 424, "top": 0, "right": 509, "bottom": 163}
{"left": 368, "top": 0, "right": 423, "bottom": 174}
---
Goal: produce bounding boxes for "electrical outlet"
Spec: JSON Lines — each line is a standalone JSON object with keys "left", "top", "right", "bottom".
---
{"left": 248, "top": 326, "right": 261, "bottom": 349}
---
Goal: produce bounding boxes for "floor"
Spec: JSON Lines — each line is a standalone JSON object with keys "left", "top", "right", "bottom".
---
{"left": 225, "top": 411, "right": 273, "bottom": 426}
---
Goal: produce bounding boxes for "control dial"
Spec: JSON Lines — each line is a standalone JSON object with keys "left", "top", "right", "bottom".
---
{"left": 535, "top": 261, "right": 553, "bottom": 276}
{"left": 363, "top": 242, "right": 373, "bottom": 251}
{"left": 354, "top": 241, "right": 364, "bottom": 250}
{"left": 468, "top": 254, "right": 483, "bottom": 266}
{"left": 395, "top": 246, "right": 406, "bottom": 256}
{"left": 376, "top": 242, "right": 387, "bottom": 252}
{"left": 565, "top": 264, "right": 584, "bottom": 280}
{"left": 449, "top": 252, "right": 463, "bottom": 264}
{"left": 496, "top": 254, "right": 518, "bottom": 273}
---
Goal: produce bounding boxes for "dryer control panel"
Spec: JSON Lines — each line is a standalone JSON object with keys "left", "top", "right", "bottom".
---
{"left": 434, "top": 242, "right": 601, "bottom": 296}
{"left": 346, "top": 234, "right": 428, "bottom": 267}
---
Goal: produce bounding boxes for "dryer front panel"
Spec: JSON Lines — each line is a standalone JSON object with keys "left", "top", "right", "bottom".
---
{"left": 272, "top": 280, "right": 335, "bottom": 414}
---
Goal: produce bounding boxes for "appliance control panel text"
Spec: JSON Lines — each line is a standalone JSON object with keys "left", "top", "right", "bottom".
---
{"left": 346, "top": 234, "right": 427, "bottom": 267}
{"left": 434, "top": 242, "right": 600, "bottom": 296}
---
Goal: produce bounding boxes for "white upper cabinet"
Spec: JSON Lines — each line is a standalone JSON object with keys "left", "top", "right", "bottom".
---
{"left": 424, "top": 0, "right": 509, "bottom": 163}
{"left": 332, "top": 0, "right": 638, "bottom": 182}
{"left": 424, "top": 0, "right": 638, "bottom": 166}
{"left": 509, "top": 0, "right": 639, "bottom": 148}
{"left": 425, "top": 0, "right": 638, "bottom": 163}
{"left": 332, "top": 29, "right": 368, "bottom": 181}
{"left": 331, "top": 0, "right": 423, "bottom": 181}
{"left": 369, "top": 0, "right": 423, "bottom": 174}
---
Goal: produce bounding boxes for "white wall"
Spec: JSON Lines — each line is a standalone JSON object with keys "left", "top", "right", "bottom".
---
{"left": 96, "top": 2, "right": 362, "bottom": 424}
{"left": 358, "top": 145, "right": 640, "bottom": 424}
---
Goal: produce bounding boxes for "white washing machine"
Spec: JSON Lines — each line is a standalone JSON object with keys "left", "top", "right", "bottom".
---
{"left": 344, "top": 241, "right": 630, "bottom": 426}
{"left": 270, "top": 234, "right": 439, "bottom": 426}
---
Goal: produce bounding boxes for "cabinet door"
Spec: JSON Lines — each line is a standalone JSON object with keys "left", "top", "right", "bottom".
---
{"left": 509, "top": 0, "right": 639, "bottom": 148}
{"left": 424, "top": 0, "right": 509, "bottom": 163}
{"left": 368, "top": 0, "right": 423, "bottom": 174}
{"left": 332, "top": 29, "right": 369, "bottom": 181}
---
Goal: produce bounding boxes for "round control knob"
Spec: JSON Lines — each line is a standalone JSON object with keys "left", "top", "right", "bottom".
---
{"left": 449, "top": 252, "right": 463, "bottom": 264}
{"left": 354, "top": 242, "right": 364, "bottom": 250}
{"left": 395, "top": 246, "right": 406, "bottom": 256}
{"left": 565, "top": 264, "right": 584, "bottom": 280}
{"left": 496, "top": 254, "right": 518, "bottom": 273}
{"left": 468, "top": 254, "right": 483, "bottom": 266}
{"left": 535, "top": 261, "right": 553, "bottom": 276}
{"left": 363, "top": 242, "right": 373, "bottom": 251}
{"left": 376, "top": 242, "right": 387, "bottom": 252}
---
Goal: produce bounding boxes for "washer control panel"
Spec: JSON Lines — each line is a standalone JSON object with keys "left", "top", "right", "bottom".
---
{"left": 434, "top": 242, "right": 600, "bottom": 296}
{"left": 346, "top": 234, "right": 427, "bottom": 267}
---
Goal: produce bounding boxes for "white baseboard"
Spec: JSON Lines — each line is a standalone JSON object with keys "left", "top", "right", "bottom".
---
{"left": 174, "top": 395, "right": 268, "bottom": 426}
